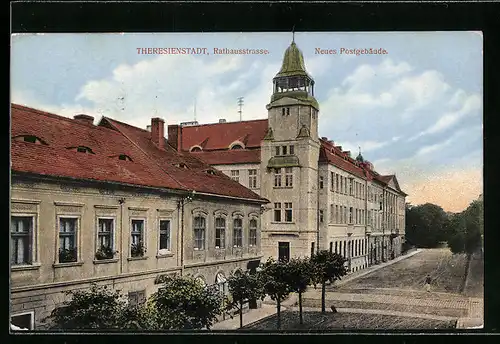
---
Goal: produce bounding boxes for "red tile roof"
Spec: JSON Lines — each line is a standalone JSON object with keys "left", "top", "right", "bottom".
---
{"left": 11, "top": 104, "right": 266, "bottom": 202}
{"left": 319, "top": 139, "right": 367, "bottom": 179}
{"left": 179, "top": 119, "right": 268, "bottom": 151}
{"left": 190, "top": 149, "right": 262, "bottom": 165}
{"left": 101, "top": 117, "right": 266, "bottom": 201}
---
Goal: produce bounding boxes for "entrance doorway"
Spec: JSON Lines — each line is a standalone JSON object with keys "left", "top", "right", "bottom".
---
{"left": 278, "top": 242, "right": 290, "bottom": 262}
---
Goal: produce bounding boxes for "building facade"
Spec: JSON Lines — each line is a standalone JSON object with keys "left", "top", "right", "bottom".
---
{"left": 165, "top": 40, "right": 408, "bottom": 271}
{"left": 10, "top": 104, "right": 267, "bottom": 329}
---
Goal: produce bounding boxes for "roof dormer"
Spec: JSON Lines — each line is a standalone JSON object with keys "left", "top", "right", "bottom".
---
{"left": 67, "top": 146, "right": 94, "bottom": 154}
{"left": 12, "top": 135, "right": 47, "bottom": 145}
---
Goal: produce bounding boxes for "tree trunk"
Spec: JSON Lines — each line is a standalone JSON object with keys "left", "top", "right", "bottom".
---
{"left": 277, "top": 299, "right": 281, "bottom": 330}
{"left": 239, "top": 298, "right": 243, "bottom": 329}
{"left": 321, "top": 282, "right": 326, "bottom": 313}
{"left": 298, "top": 291, "right": 303, "bottom": 325}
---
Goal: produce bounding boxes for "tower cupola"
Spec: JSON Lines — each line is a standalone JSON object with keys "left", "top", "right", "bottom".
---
{"left": 270, "top": 40, "right": 319, "bottom": 110}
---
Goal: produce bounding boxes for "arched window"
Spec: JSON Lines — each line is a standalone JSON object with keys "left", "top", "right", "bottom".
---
{"left": 118, "top": 154, "right": 133, "bottom": 161}
{"left": 193, "top": 216, "right": 206, "bottom": 250}
{"left": 249, "top": 218, "right": 257, "bottom": 247}
{"left": 231, "top": 144, "right": 243, "bottom": 150}
{"left": 67, "top": 146, "right": 94, "bottom": 154}
{"left": 13, "top": 135, "right": 47, "bottom": 145}
{"left": 215, "top": 217, "right": 226, "bottom": 249}
{"left": 233, "top": 218, "right": 243, "bottom": 248}
{"left": 215, "top": 272, "right": 227, "bottom": 296}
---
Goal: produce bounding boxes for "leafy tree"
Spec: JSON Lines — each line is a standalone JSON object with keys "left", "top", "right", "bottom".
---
{"left": 259, "top": 258, "right": 292, "bottom": 329}
{"left": 447, "top": 199, "right": 483, "bottom": 255}
{"left": 151, "top": 275, "right": 224, "bottom": 330}
{"left": 405, "top": 203, "right": 449, "bottom": 248}
{"left": 283, "top": 257, "right": 312, "bottom": 325}
{"left": 226, "top": 269, "right": 265, "bottom": 328}
{"left": 310, "top": 250, "right": 347, "bottom": 313}
{"left": 43, "top": 284, "right": 126, "bottom": 330}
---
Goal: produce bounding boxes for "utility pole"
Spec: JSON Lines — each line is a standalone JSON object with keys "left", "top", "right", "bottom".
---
{"left": 237, "top": 97, "right": 244, "bottom": 122}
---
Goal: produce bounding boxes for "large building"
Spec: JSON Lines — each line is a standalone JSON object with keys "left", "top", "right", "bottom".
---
{"left": 10, "top": 104, "right": 268, "bottom": 329}
{"left": 165, "top": 40, "right": 408, "bottom": 271}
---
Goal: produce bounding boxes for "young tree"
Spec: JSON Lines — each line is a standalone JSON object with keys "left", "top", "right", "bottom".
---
{"left": 310, "top": 250, "right": 348, "bottom": 313}
{"left": 405, "top": 203, "right": 449, "bottom": 248}
{"left": 225, "top": 269, "right": 265, "bottom": 329}
{"left": 259, "top": 258, "right": 292, "bottom": 329}
{"left": 43, "top": 284, "right": 126, "bottom": 330}
{"left": 283, "top": 257, "right": 312, "bottom": 325}
{"left": 151, "top": 275, "right": 224, "bottom": 330}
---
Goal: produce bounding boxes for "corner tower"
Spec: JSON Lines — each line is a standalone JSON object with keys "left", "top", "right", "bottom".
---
{"left": 260, "top": 40, "right": 321, "bottom": 260}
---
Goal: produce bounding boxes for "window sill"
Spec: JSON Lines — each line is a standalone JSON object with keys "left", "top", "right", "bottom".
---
{"left": 156, "top": 253, "right": 174, "bottom": 259}
{"left": 11, "top": 263, "right": 41, "bottom": 271}
{"left": 215, "top": 247, "right": 226, "bottom": 250}
{"left": 273, "top": 187, "right": 294, "bottom": 189}
{"left": 93, "top": 258, "right": 119, "bottom": 265}
{"left": 127, "top": 256, "right": 148, "bottom": 261}
{"left": 271, "top": 222, "right": 295, "bottom": 224}
{"left": 53, "top": 261, "right": 84, "bottom": 268}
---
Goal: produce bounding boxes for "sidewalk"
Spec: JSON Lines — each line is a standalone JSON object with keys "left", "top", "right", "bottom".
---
{"left": 211, "top": 303, "right": 277, "bottom": 330}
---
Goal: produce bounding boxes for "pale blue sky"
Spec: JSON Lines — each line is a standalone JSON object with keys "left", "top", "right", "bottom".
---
{"left": 10, "top": 32, "right": 483, "bottom": 211}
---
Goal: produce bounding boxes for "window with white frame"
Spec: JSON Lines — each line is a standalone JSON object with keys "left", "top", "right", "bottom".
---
{"left": 336, "top": 174, "right": 339, "bottom": 192}
{"left": 233, "top": 218, "right": 243, "bottom": 248}
{"left": 230, "top": 170, "right": 239, "bottom": 182}
{"left": 215, "top": 217, "right": 226, "bottom": 249}
{"left": 282, "top": 145, "right": 288, "bottom": 155}
{"left": 335, "top": 205, "right": 339, "bottom": 224}
{"left": 128, "top": 290, "right": 146, "bottom": 306}
{"left": 319, "top": 176, "right": 324, "bottom": 189}
{"left": 248, "top": 169, "right": 258, "bottom": 188}
{"left": 285, "top": 167, "right": 293, "bottom": 187}
{"left": 349, "top": 178, "right": 354, "bottom": 196}
{"left": 11, "top": 216, "right": 33, "bottom": 265}
{"left": 274, "top": 203, "right": 282, "bottom": 222}
{"left": 130, "top": 219, "right": 145, "bottom": 257}
{"left": 59, "top": 217, "right": 78, "bottom": 263}
{"left": 249, "top": 218, "right": 257, "bottom": 247}
{"left": 274, "top": 168, "right": 282, "bottom": 187}
{"left": 159, "top": 219, "right": 171, "bottom": 253}
{"left": 193, "top": 216, "right": 206, "bottom": 250}
{"left": 96, "top": 218, "right": 114, "bottom": 260}
{"left": 284, "top": 202, "right": 293, "bottom": 222}
{"left": 275, "top": 146, "right": 280, "bottom": 156}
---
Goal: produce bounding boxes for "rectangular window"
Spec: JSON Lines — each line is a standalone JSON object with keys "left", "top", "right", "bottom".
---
{"left": 349, "top": 178, "right": 353, "bottom": 196}
{"left": 335, "top": 241, "right": 338, "bottom": 254}
{"left": 96, "top": 218, "right": 114, "bottom": 260}
{"left": 344, "top": 207, "right": 348, "bottom": 224}
{"left": 349, "top": 207, "right": 353, "bottom": 224}
{"left": 249, "top": 219, "right": 257, "bottom": 247}
{"left": 319, "top": 176, "right": 324, "bottom": 189}
{"left": 11, "top": 216, "right": 33, "bottom": 265}
{"left": 289, "top": 145, "right": 295, "bottom": 155}
{"left": 159, "top": 219, "right": 171, "bottom": 252}
{"left": 336, "top": 174, "right": 339, "bottom": 192}
{"left": 284, "top": 202, "right": 293, "bottom": 222}
{"left": 230, "top": 170, "right": 239, "bottom": 182}
{"left": 329, "top": 242, "right": 333, "bottom": 253}
{"left": 248, "top": 169, "right": 258, "bottom": 188}
{"left": 343, "top": 241, "right": 347, "bottom": 257}
{"left": 311, "top": 242, "right": 315, "bottom": 256}
{"left": 355, "top": 209, "right": 358, "bottom": 224}
{"left": 285, "top": 167, "right": 293, "bottom": 187}
{"left": 340, "top": 177, "right": 343, "bottom": 194}
{"left": 335, "top": 205, "right": 339, "bottom": 224}
{"left": 128, "top": 290, "right": 146, "bottom": 307}
{"left": 331, "top": 172, "right": 334, "bottom": 190}
{"left": 233, "top": 218, "right": 243, "bottom": 248}
{"left": 193, "top": 216, "right": 206, "bottom": 250}
{"left": 215, "top": 217, "right": 225, "bottom": 249}
{"left": 274, "top": 203, "right": 282, "bottom": 222}
{"left": 319, "top": 210, "right": 324, "bottom": 223}
{"left": 59, "top": 217, "right": 78, "bottom": 263}
{"left": 282, "top": 146, "right": 288, "bottom": 155}
{"left": 275, "top": 146, "right": 281, "bottom": 156}
{"left": 274, "top": 168, "right": 282, "bottom": 187}
{"left": 130, "top": 219, "right": 145, "bottom": 257}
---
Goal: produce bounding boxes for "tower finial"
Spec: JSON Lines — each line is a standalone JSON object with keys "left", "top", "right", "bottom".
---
{"left": 359, "top": 146, "right": 361, "bottom": 155}
{"left": 292, "top": 25, "right": 295, "bottom": 43}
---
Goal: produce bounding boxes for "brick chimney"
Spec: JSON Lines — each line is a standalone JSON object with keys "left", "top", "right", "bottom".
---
{"left": 167, "top": 124, "right": 182, "bottom": 151}
{"left": 151, "top": 117, "right": 165, "bottom": 149}
{"left": 73, "top": 114, "right": 94, "bottom": 125}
